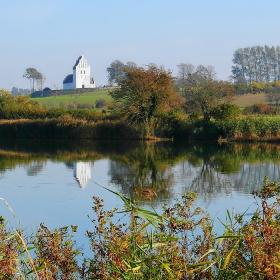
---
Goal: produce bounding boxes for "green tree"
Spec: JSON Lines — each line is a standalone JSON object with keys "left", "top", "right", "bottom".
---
{"left": 107, "top": 60, "right": 138, "bottom": 85}
{"left": 106, "top": 60, "right": 126, "bottom": 85}
{"left": 111, "top": 65, "right": 184, "bottom": 137}
{"left": 184, "top": 67, "right": 234, "bottom": 121}
{"left": 232, "top": 45, "right": 280, "bottom": 85}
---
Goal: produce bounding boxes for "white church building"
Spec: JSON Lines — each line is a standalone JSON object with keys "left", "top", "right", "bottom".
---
{"left": 63, "top": 55, "right": 96, "bottom": 90}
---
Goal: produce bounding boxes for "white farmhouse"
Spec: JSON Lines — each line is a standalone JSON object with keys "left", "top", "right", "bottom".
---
{"left": 63, "top": 55, "right": 96, "bottom": 90}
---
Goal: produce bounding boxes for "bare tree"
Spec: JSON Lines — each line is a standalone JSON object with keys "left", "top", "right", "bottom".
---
{"left": 177, "top": 63, "right": 195, "bottom": 87}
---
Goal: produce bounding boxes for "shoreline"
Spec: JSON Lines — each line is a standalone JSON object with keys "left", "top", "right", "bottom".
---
{"left": 1, "top": 117, "right": 280, "bottom": 143}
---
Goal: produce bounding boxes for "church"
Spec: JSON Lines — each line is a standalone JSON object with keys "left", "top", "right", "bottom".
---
{"left": 63, "top": 55, "right": 96, "bottom": 90}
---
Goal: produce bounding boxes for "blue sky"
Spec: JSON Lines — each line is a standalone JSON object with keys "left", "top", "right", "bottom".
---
{"left": 1, "top": 0, "right": 280, "bottom": 89}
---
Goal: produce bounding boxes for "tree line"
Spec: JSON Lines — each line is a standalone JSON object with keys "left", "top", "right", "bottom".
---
{"left": 107, "top": 60, "right": 234, "bottom": 137}
{"left": 232, "top": 45, "right": 280, "bottom": 84}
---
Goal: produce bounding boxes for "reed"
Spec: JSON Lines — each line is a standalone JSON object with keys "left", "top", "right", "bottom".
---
{"left": 0, "top": 178, "right": 279, "bottom": 279}
{"left": 0, "top": 118, "right": 142, "bottom": 140}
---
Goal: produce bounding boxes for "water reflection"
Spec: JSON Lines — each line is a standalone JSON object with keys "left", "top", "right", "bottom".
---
{"left": 26, "top": 162, "right": 45, "bottom": 176}
{"left": 74, "top": 162, "right": 92, "bottom": 188}
{"left": 0, "top": 140, "right": 280, "bottom": 202}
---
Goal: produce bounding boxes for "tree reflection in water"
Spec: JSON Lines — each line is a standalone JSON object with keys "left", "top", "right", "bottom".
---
{"left": 109, "top": 143, "right": 176, "bottom": 203}
{"left": 179, "top": 144, "right": 280, "bottom": 198}
{"left": 25, "top": 162, "right": 45, "bottom": 176}
{"left": 1, "top": 140, "right": 280, "bottom": 202}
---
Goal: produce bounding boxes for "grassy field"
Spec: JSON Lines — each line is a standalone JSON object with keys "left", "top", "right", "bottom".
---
{"left": 233, "top": 93, "right": 269, "bottom": 108}
{"left": 34, "top": 90, "right": 270, "bottom": 110}
{"left": 33, "top": 89, "right": 112, "bottom": 109}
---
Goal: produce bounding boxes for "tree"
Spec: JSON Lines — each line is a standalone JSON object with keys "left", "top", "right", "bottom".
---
{"left": 126, "top": 61, "right": 137, "bottom": 69}
{"left": 184, "top": 66, "right": 234, "bottom": 121}
{"left": 107, "top": 60, "right": 138, "bottom": 85}
{"left": 111, "top": 65, "right": 184, "bottom": 137}
{"left": 194, "top": 65, "right": 216, "bottom": 81}
{"left": 180, "top": 64, "right": 233, "bottom": 121}
{"left": 36, "top": 72, "right": 46, "bottom": 91}
{"left": 177, "top": 63, "right": 194, "bottom": 88}
{"left": 23, "top": 68, "right": 43, "bottom": 93}
{"left": 232, "top": 46, "right": 280, "bottom": 85}
{"left": 107, "top": 60, "right": 126, "bottom": 85}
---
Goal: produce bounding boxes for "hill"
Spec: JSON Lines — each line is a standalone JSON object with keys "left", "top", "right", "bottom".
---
{"left": 33, "top": 90, "right": 272, "bottom": 111}
{"left": 33, "top": 89, "right": 112, "bottom": 109}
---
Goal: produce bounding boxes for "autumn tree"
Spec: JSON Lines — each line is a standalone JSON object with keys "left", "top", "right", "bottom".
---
{"left": 111, "top": 65, "right": 184, "bottom": 137}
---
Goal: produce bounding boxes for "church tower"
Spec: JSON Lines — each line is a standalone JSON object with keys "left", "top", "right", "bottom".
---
{"left": 73, "top": 55, "right": 95, "bottom": 89}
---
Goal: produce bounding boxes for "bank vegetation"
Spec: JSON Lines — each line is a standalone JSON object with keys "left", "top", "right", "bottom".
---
{"left": 0, "top": 178, "right": 280, "bottom": 279}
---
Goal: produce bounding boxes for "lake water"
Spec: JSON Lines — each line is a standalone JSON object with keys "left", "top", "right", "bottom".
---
{"left": 0, "top": 140, "right": 279, "bottom": 252}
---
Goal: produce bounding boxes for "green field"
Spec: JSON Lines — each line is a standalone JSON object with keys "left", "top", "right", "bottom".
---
{"left": 33, "top": 89, "right": 112, "bottom": 109}
{"left": 34, "top": 90, "right": 271, "bottom": 110}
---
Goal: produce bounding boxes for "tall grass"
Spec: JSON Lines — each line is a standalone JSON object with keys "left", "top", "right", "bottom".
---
{"left": 0, "top": 178, "right": 280, "bottom": 279}
{"left": 0, "top": 118, "right": 142, "bottom": 140}
{"left": 217, "top": 115, "right": 280, "bottom": 141}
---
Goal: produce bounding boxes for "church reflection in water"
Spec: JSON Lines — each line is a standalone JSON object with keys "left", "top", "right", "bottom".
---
{"left": 74, "top": 162, "right": 92, "bottom": 188}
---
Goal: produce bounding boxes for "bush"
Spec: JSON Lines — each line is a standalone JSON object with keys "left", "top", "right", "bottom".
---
{"left": 0, "top": 95, "right": 115, "bottom": 122}
{"left": 244, "top": 103, "right": 275, "bottom": 115}
{"left": 95, "top": 98, "right": 107, "bottom": 109}
{"left": 1, "top": 179, "right": 280, "bottom": 279}
{"left": 211, "top": 104, "right": 240, "bottom": 120}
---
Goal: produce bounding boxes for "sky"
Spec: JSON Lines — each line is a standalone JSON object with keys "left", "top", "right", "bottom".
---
{"left": 1, "top": 0, "right": 280, "bottom": 90}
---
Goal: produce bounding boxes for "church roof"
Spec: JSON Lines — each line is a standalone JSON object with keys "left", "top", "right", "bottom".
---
{"left": 63, "top": 74, "right": 73, "bottom": 84}
{"left": 73, "top": 56, "right": 83, "bottom": 70}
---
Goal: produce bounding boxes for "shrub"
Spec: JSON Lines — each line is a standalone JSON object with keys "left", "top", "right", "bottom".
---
{"left": 81, "top": 181, "right": 280, "bottom": 279}
{"left": 95, "top": 98, "right": 107, "bottom": 109}
{"left": 0, "top": 179, "right": 280, "bottom": 278}
{"left": 0, "top": 95, "right": 116, "bottom": 121}
{"left": 211, "top": 104, "right": 240, "bottom": 120}
{"left": 251, "top": 81, "right": 267, "bottom": 93}
{"left": 244, "top": 103, "right": 275, "bottom": 115}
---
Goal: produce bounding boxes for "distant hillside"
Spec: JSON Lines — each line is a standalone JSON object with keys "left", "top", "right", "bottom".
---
{"left": 31, "top": 86, "right": 116, "bottom": 98}
{"left": 33, "top": 89, "right": 112, "bottom": 110}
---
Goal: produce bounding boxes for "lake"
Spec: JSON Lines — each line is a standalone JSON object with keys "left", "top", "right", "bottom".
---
{"left": 0, "top": 140, "right": 279, "bottom": 252}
